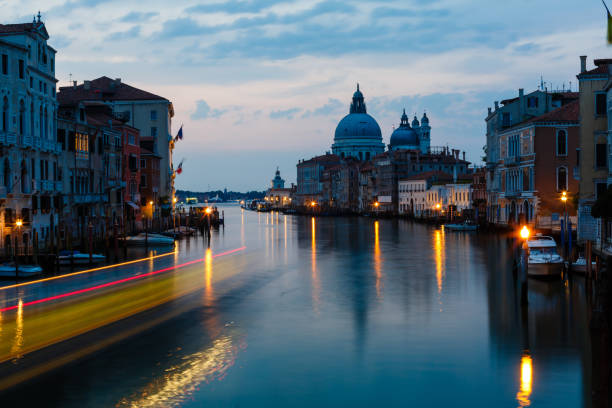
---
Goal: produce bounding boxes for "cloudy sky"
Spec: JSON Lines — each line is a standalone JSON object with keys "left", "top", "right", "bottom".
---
{"left": 1, "top": 0, "right": 609, "bottom": 191}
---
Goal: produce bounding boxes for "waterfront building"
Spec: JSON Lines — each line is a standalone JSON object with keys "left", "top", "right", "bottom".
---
{"left": 56, "top": 100, "right": 124, "bottom": 245}
{"left": 485, "top": 87, "right": 578, "bottom": 224}
{"left": 494, "top": 99, "right": 579, "bottom": 226}
{"left": 576, "top": 57, "right": 611, "bottom": 243}
{"left": 388, "top": 109, "right": 430, "bottom": 153}
{"left": 471, "top": 167, "right": 487, "bottom": 219}
{"left": 321, "top": 158, "right": 361, "bottom": 212}
{"left": 0, "top": 17, "right": 61, "bottom": 255}
{"left": 139, "top": 147, "right": 161, "bottom": 212}
{"left": 57, "top": 77, "right": 175, "bottom": 209}
{"left": 296, "top": 153, "right": 341, "bottom": 206}
{"left": 265, "top": 168, "right": 293, "bottom": 208}
{"left": 331, "top": 85, "right": 385, "bottom": 160}
{"left": 398, "top": 178, "right": 427, "bottom": 216}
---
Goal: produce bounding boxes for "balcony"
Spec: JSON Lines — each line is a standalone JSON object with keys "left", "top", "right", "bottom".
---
{"left": 574, "top": 166, "right": 580, "bottom": 180}
{"left": 33, "top": 137, "right": 41, "bottom": 149}
{"left": 504, "top": 155, "right": 521, "bottom": 166}
{"left": 55, "top": 181, "right": 63, "bottom": 191}
{"left": 0, "top": 186, "right": 6, "bottom": 199}
{"left": 42, "top": 180, "right": 53, "bottom": 191}
{"left": 22, "top": 134, "right": 33, "bottom": 148}
{"left": 6, "top": 132, "right": 17, "bottom": 145}
{"left": 0, "top": 132, "right": 5, "bottom": 145}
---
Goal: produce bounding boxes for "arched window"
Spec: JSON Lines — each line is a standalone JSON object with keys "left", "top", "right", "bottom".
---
{"left": 30, "top": 102, "right": 34, "bottom": 137}
{"left": 557, "top": 167, "right": 567, "bottom": 191}
{"left": 39, "top": 105, "right": 43, "bottom": 138}
{"left": 2, "top": 96, "right": 8, "bottom": 132}
{"left": 19, "top": 100, "right": 25, "bottom": 135}
{"left": 43, "top": 107, "right": 48, "bottom": 139}
{"left": 556, "top": 129, "right": 567, "bottom": 156}
{"left": 3, "top": 158, "right": 9, "bottom": 189}
{"left": 20, "top": 160, "right": 27, "bottom": 194}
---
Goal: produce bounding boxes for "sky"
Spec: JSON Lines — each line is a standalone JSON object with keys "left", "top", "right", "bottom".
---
{"left": 1, "top": 0, "right": 610, "bottom": 191}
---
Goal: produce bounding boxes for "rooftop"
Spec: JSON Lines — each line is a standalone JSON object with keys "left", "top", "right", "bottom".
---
{"left": 58, "top": 76, "right": 169, "bottom": 105}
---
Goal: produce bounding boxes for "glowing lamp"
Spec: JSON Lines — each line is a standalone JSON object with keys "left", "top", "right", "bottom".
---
{"left": 15, "top": 219, "right": 23, "bottom": 227}
{"left": 435, "top": 203, "right": 441, "bottom": 209}
{"left": 310, "top": 201, "right": 317, "bottom": 207}
{"left": 149, "top": 201, "right": 154, "bottom": 206}
{"left": 374, "top": 202, "right": 380, "bottom": 207}
{"left": 520, "top": 225, "right": 530, "bottom": 240}
{"left": 561, "top": 191, "right": 567, "bottom": 203}
{"left": 205, "top": 207, "right": 212, "bottom": 214}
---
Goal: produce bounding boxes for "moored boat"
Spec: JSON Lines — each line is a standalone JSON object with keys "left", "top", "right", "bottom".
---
{"left": 58, "top": 250, "right": 106, "bottom": 265}
{"left": 0, "top": 263, "right": 43, "bottom": 278}
{"left": 526, "top": 234, "right": 563, "bottom": 277}
{"left": 444, "top": 221, "right": 478, "bottom": 231}
{"left": 120, "top": 233, "right": 175, "bottom": 246}
{"left": 568, "top": 256, "right": 596, "bottom": 275}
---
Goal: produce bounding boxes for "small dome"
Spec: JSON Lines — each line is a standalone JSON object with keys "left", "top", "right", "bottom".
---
{"left": 412, "top": 115, "right": 420, "bottom": 127}
{"left": 421, "top": 112, "right": 429, "bottom": 124}
{"left": 390, "top": 127, "right": 419, "bottom": 148}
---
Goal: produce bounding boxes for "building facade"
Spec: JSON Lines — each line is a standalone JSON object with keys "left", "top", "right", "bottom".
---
{"left": 0, "top": 18, "right": 61, "bottom": 255}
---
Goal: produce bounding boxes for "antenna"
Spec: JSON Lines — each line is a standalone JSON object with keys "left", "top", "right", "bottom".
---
{"left": 69, "top": 73, "right": 72, "bottom": 85}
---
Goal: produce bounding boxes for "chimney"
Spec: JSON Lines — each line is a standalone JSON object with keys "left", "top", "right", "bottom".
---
{"left": 462, "top": 151, "right": 465, "bottom": 161}
{"left": 580, "top": 55, "right": 587, "bottom": 73}
{"left": 519, "top": 88, "right": 525, "bottom": 119}
{"left": 494, "top": 101, "right": 499, "bottom": 110}
{"left": 488, "top": 107, "right": 491, "bottom": 115}
{"left": 84, "top": 80, "right": 91, "bottom": 90}
{"left": 72, "top": 80, "right": 77, "bottom": 89}
{"left": 114, "top": 78, "right": 121, "bottom": 86}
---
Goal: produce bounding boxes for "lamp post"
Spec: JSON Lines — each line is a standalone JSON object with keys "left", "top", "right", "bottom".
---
{"left": 173, "top": 196, "right": 177, "bottom": 234}
{"left": 435, "top": 203, "right": 441, "bottom": 221}
{"left": 519, "top": 225, "right": 530, "bottom": 306}
{"left": 310, "top": 200, "right": 317, "bottom": 215}
{"left": 374, "top": 201, "right": 380, "bottom": 217}
{"left": 561, "top": 191, "right": 568, "bottom": 259}
{"left": 205, "top": 207, "right": 212, "bottom": 247}
{"left": 15, "top": 219, "right": 23, "bottom": 278}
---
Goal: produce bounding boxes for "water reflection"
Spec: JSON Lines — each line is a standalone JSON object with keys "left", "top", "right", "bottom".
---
{"left": 10, "top": 298, "right": 23, "bottom": 361}
{"left": 434, "top": 229, "right": 445, "bottom": 298}
{"left": 116, "top": 329, "right": 246, "bottom": 408}
{"left": 311, "top": 217, "right": 320, "bottom": 313}
{"left": 517, "top": 352, "right": 533, "bottom": 407}
{"left": 204, "top": 248, "right": 213, "bottom": 307}
{"left": 374, "top": 220, "right": 382, "bottom": 299}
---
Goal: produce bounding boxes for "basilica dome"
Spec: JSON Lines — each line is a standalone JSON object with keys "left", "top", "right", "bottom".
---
{"left": 389, "top": 109, "right": 419, "bottom": 150}
{"left": 331, "top": 84, "right": 385, "bottom": 160}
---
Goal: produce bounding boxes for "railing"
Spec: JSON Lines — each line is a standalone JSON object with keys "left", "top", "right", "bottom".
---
{"left": 42, "top": 180, "right": 53, "bottom": 191}
{"left": 0, "top": 186, "right": 6, "bottom": 199}
{"left": 504, "top": 155, "right": 521, "bottom": 165}
{"left": 22, "top": 134, "right": 33, "bottom": 147}
{"left": 33, "top": 137, "right": 41, "bottom": 149}
{"left": 6, "top": 132, "right": 17, "bottom": 145}
{"left": 55, "top": 181, "right": 63, "bottom": 191}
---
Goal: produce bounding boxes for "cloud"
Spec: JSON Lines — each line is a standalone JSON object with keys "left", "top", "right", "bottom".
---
{"left": 120, "top": 11, "right": 158, "bottom": 22}
{"left": 302, "top": 98, "right": 344, "bottom": 118}
{"left": 371, "top": 7, "right": 449, "bottom": 19}
{"left": 270, "top": 107, "right": 301, "bottom": 119}
{"left": 106, "top": 25, "right": 140, "bottom": 41}
{"left": 191, "top": 100, "right": 228, "bottom": 120}
{"left": 186, "top": 0, "right": 291, "bottom": 14}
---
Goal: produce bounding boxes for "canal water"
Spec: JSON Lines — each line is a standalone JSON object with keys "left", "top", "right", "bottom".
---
{"left": 0, "top": 205, "right": 591, "bottom": 407}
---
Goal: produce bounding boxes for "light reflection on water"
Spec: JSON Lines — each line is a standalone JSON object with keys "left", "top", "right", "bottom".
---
{"left": 517, "top": 352, "right": 533, "bottom": 407}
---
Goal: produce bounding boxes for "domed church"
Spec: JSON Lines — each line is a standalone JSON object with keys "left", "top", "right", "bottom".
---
{"left": 388, "top": 109, "right": 431, "bottom": 153}
{"left": 331, "top": 85, "right": 385, "bottom": 161}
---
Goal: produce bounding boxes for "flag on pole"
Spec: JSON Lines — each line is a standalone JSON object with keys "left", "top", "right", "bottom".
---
{"left": 603, "top": 0, "right": 612, "bottom": 43}
{"left": 176, "top": 160, "right": 184, "bottom": 175}
{"left": 174, "top": 125, "right": 183, "bottom": 142}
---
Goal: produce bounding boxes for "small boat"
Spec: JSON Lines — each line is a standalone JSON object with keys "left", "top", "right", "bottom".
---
{"left": 121, "top": 233, "right": 175, "bottom": 246}
{"left": 526, "top": 234, "right": 564, "bottom": 277}
{"left": 445, "top": 221, "right": 478, "bottom": 231}
{"left": 58, "top": 250, "right": 106, "bottom": 265}
{"left": 569, "top": 256, "right": 596, "bottom": 274}
{"left": 0, "top": 263, "right": 43, "bottom": 278}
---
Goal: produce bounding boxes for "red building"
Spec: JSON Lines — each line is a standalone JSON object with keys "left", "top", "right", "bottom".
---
{"left": 139, "top": 144, "right": 161, "bottom": 208}
{"left": 122, "top": 125, "right": 141, "bottom": 230}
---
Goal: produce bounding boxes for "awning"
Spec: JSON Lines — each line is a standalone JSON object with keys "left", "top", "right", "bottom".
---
{"left": 126, "top": 201, "right": 140, "bottom": 211}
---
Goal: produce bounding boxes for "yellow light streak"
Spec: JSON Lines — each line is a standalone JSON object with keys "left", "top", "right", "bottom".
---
{"left": 434, "top": 229, "right": 445, "bottom": 296}
{"left": 0, "top": 251, "right": 178, "bottom": 291}
{"left": 374, "top": 220, "right": 382, "bottom": 299}
{"left": 311, "top": 217, "right": 320, "bottom": 313}
{"left": 516, "top": 353, "right": 533, "bottom": 407}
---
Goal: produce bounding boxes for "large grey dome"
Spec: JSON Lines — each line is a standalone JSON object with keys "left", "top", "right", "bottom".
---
{"left": 334, "top": 113, "right": 382, "bottom": 141}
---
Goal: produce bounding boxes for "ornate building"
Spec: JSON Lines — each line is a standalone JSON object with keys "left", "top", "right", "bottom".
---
{"left": 271, "top": 167, "right": 285, "bottom": 189}
{"left": 331, "top": 85, "right": 385, "bottom": 161}
{"left": 388, "top": 109, "right": 430, "bottom": 153}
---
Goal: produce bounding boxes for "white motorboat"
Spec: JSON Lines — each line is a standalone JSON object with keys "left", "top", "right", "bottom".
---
{"left": 121, "top": 233, "right": 175, "bottom": 246}
{"left": 0, "top": 263, "right": 43, "bottom": 278}
{"left": 526, "top": 234, "right": 564, "bottom": 277}
{"left": 569, "top": 256, "right": 596, "bottom": 274}
{"left": 445, "top": 221, "right": 478, "bottom": 231}
{"left": 58, "top": 250, "right": 106, "bottom": 265}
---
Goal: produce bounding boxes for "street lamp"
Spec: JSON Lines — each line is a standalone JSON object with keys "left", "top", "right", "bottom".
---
{"left": 520, "top": 225, "right": 530, "bottom": 240}
{"left": 15, "top": 219, "right": 23, "bottom": 277}
{"left": 561, "top": 191, "right": 568, "bottom": 258}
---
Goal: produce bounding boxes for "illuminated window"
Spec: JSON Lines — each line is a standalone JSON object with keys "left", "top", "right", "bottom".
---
{"left": 75, "top": 133, "right": 89, "bottom": 159}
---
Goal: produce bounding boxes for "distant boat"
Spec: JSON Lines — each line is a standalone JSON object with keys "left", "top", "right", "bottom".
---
{"left": 569, "top": 256, "right": 596, "bottom": 274}
{"left": 444, "top": 221, "right": 478, "bottom": 231}
{"left": 58, "top": 250, "right": 106, "bottom": 265}
{"left": 526, "top": 234, "right": 564, "bottom": 277}
{"left": 0, "top": 263, "right": 43, "bottom": 278}
{"left": 208, "top": 194, "right": 223, "bottom": 203}
{"left": 121, "top": 233, "right": 175, "bottom": 246}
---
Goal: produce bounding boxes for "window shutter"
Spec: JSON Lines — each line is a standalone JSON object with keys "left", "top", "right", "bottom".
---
{"left": 68, "top": 131, "right": 75, "bottom": 151}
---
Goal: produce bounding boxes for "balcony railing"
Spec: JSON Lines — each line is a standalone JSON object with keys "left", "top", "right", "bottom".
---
{"left": 33, "top": 137, "right": 41, "bottom": 149}
{"left": 504, "top": 155, "right": 521, "bottom": 165}
{"left": 0, "top": 132, "right": 5, "bottom": 145}
{"left": 6, "top": 132, "right": 17, "bottom": 145}
{"left": 55, "top": 181, "right": 63, "bottom": 191}
{"left": 22, "top": 134, "right": 33, "bottom": 147}
{"left": 0, "top": 186, "right": 6, "bottom": 199}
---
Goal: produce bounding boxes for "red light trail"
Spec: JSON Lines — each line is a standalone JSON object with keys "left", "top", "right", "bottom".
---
{"left": 0, "top": 247, "right": 246, "bottom": 313}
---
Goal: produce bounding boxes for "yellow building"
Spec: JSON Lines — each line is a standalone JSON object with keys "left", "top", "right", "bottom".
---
{"left": 577, "top": 56, "right": 611, "bottom": 242}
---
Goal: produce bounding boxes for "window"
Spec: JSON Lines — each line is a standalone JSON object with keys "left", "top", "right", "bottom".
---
{"left": 557, "top": 167, "right": 568, "bottom": 191}
{"left": 1, "top": 96, "right": 8, "bottom": 132}
{"left": 150, "top": 110, "right": 157, "bottom": 120}
{"left": 128, "top": 133, "right": 135, "bottom": 145}
{"left": 597, "top": 182, "right": 608, "bottom": 199}
{"left": 151, "top": 127, "right": 157, "bottom": 137}
{"left": 75, "top": 133, "right": 89, "bottom": 159}
{"left": 29, "top": 77, "right": 33, "bottom": 88}
{"left": 140, "top": 159, "right": 146, "bottom": 169}
{"left": 79, "top": 109, "right": 85, "bottom": 122}
{"left": 596, "top": 143, "right": 607, "bottom": 168}
{"left": 596, "top": 93, "right": 607, "bottom": 116}
{"left": 129, "top": 155, "right": 138, "bottom": 172}
{"left": 556, "top": 129, "right": 567, "bottom": 156}
{"left": 502, "top": 112, "right": 510, "bottom": 127}
{"left": 140, "top": 175, "right": 147, "bottom": 187}
{"left": 1, "top": 54, "right": 7, "bottom": 75}
{"left": 527, "top": 96, "right": 539, "bottom": 108}
{"left": 576, "top": 148, "right": 581, "bottom": 166}
{"left": 18, "top": 59, "right": 24, "bottom": 79}
{"left": 50, "top": 58, "right": 54, "bottom": 71}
